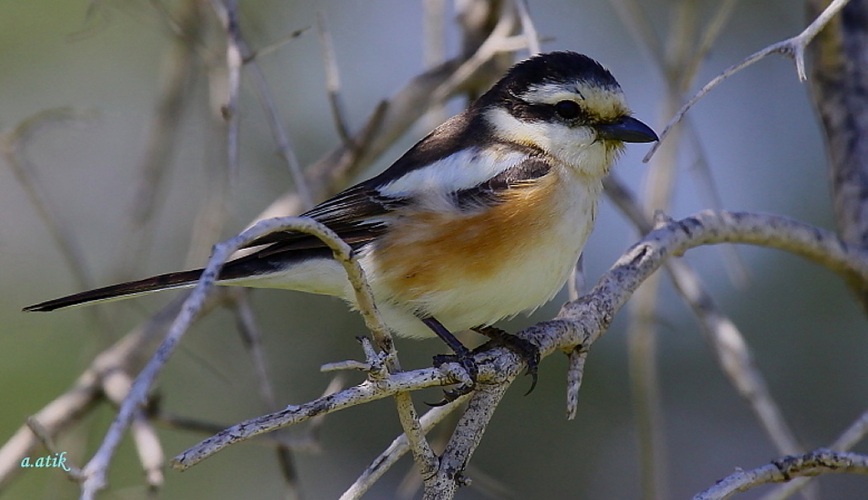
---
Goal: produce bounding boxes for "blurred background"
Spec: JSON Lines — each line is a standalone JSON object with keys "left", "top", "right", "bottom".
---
{"left": 1, "top": 0, "right": 866, "bottom": 498}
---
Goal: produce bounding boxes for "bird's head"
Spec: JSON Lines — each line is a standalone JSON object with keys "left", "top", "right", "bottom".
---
{"left": 477, "top": 51, "right": 657, "bottom": 178}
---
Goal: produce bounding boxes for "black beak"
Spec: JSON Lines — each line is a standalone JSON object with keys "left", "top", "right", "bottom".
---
{"left": 596, "top": 116, "right": 658, "bottom": 143}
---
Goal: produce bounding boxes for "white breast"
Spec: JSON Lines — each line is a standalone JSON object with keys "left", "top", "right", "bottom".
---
{"left": 359, "top": 165, "right": 603, "bottom": 339}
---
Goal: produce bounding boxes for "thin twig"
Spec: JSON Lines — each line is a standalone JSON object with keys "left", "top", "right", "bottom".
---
{"left": 679, "top": 0, "right": 739, "bottom": 91}
{"left": 665, "top": 259, "right": 802, "bottom": 454}
{"left": 231, "top": 291, "right": 277, "bottom": 406}
{"left": 644, "top": 0, "right": 853, "bottom": 161}
{"left": 0, "top": 293, "right": 199, "bottom": 490}
{"left": 394, "top": 394, "right": 438, "bottom": 478}
{"left": 430, "top": 7, "right": 523, "bottom": 105}
{"left": 761, "top": 409, "right": 868, "bottom": 500}
{"left": 210, "top": 0, "right": 314, "bottom": 208}
{"left": 423, "top": 0, "right": 446, "bottom": 70}
{"left": 340, "top": 398, "right": 467, "bottom": 500}
{"left": 304, "top": 10, "right": 522, "bottom": 196}
{"left": 610, "top": 0, "right": 746, "bottom": 289}
{"left": 423, "top": 383, "right": 510, "bottom": 499}
{"left": 172, "top": 367, "right": 464, "bottom": 470}
{"left": 24, "top": 417, "right": 82, "bottom": 481}
{"left": 211, "top": 0, "right": 242, "bottom": 178}
{"left": 620, "top": 3, "right": 702, "bottom": 496}
{"left": 79, "top": 215, "right": 392, "bottom": 498}
{"left": 694, "top": 449, "right": 868, "bottom": 500}
{"left": 514, "top": 0, "right": 540, "bottom": 55}
{"left": 131, "top": 413, "right": 164, "bottom": 489}
{"left": 228, "top": 290, "right": 303, "bottom": 497}
{"left": 607, "top": 0, "right": 665, "bottom": 68}
{"left": 121, "top": 0, "right": 202, "bottom": 280}
{"left": 253, "top": 26, "right": 311, "bottom": 60}
{"left": 317, "top": 12, "right": 355, "bottom": 149}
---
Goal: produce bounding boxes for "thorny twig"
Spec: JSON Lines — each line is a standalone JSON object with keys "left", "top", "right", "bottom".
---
{"left": 644, "top": 0, "right": 853, "bottom": 161}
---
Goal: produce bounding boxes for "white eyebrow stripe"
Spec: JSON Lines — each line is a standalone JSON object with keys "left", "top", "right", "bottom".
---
{"left": 521, "top": 83, "right": 583, "bottom": 104}
{"left": 377, "top": 148, "right": 529, "bottom": 197}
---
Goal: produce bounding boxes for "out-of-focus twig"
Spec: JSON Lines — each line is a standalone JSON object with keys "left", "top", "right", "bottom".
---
{"left": 210, "top": 0, "right": 314, "bottom": 208}
{"left": 644, "top": 0, "right": 853, "bottom": 161}
{"left": 514, "top": 0, "right": 540, "bottom": 55}
{"left": 2, "top": 107, "right": 112, "bottom": 333}
{"left": 228, "top": 289, "right": 302, "bottom": 498}
{"left": 79, "top": 215, "right": 392, "bottom": 499}
{"left": 0, "top": 293, "right": 204, "bottom": 491}
{"left": 120, "top": 0, "right": 203, "bottom": 281}
{"left": 605, "top": 176, "right": 803, "bottom": 460}
{"left": 2, "top": 108, "right": 98, "bottom": 292}
{"left": 317, "top": 12, "right": 355, "bottom": 150}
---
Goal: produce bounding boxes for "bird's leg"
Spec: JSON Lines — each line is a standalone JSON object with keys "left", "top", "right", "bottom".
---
{"left": 421, "top": 316, "right": 478, "bottom": 405}
{"left": 472, "top": 325, "right": 540, "bottom": 395}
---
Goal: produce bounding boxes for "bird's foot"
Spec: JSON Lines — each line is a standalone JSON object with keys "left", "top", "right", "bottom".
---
{"left": 472, "top": 325, "right": 540, "bottom": 395}
{"left": 430, "top": 347, "right": 478, "bottom": 406}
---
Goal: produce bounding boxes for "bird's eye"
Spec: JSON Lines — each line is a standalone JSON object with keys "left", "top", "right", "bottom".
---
{"left": 554, "top": 100, "right": 582, "bottom": 120}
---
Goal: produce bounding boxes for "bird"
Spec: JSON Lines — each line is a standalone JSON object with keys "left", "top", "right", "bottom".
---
{"left": 24, "top": 51, "right": 657, "bottom": 395}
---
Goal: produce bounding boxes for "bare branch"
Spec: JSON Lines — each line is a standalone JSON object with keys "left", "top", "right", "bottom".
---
{"left": 304, "top": 10, "right": 521, "bottom": 197}
{"left": 24, "top": 417, "right": 82, "bottom": 481}
{"left": 170, "top": 210, "right": 867, "bottom": 494}
{"left": 254, "top": 26, "right": 311, "bottom": 60}
{"left": 131, "top": 413, "right": 164, "bottom": 490}
{"left": 623, "top": 4, "right": 702, "bottom": 493}
{"left": 762, "top": 409, "right": 868, "bottom": 500}
{"left": 341, "top": 399, "right": 467, "bottom": 500}
{"left": 666, "top": 259, "right": 801, "bottom": 454}
{"left": 423, "top": 0, "right": 446, "bottom": 69}
{"left": 830, "top": 409, "right": 868, "bottom": 452}
{"left": 680, "top": 0, "right": 739, "bottom": 91}
{"left": 424, "top": 383, "right": 510, "bottom": 498}
{"left": 694, "top": 449, "right": 868, "bottom": 500}
{"left": 79, "top": 215, "right": 392, "bottom": 498}
{"left": 607, "top": 0, "right": 665, "bottom": 68}
{"left": 172, "top": 366, "right": 460, "bottom": 470}
{"left": 394, "top": 393, "right": 438, "bottom": 478}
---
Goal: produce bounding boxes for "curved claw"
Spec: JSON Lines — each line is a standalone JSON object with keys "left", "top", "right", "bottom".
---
{"left": 426, "top": 384, "right": 474, "bottom": 407}
{"left": 431, "top": 350, "right": 479, "bottom": 405}
{"left": 472, "top": 326, "right": 541, "bottom": 396}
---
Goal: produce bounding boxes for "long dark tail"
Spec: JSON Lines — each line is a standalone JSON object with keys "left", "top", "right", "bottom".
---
{"left": 23, "top": 269, "right": 205, "bottom": 312}
{"left": 24, "top": 245, "right": 333, "bottom": 312}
